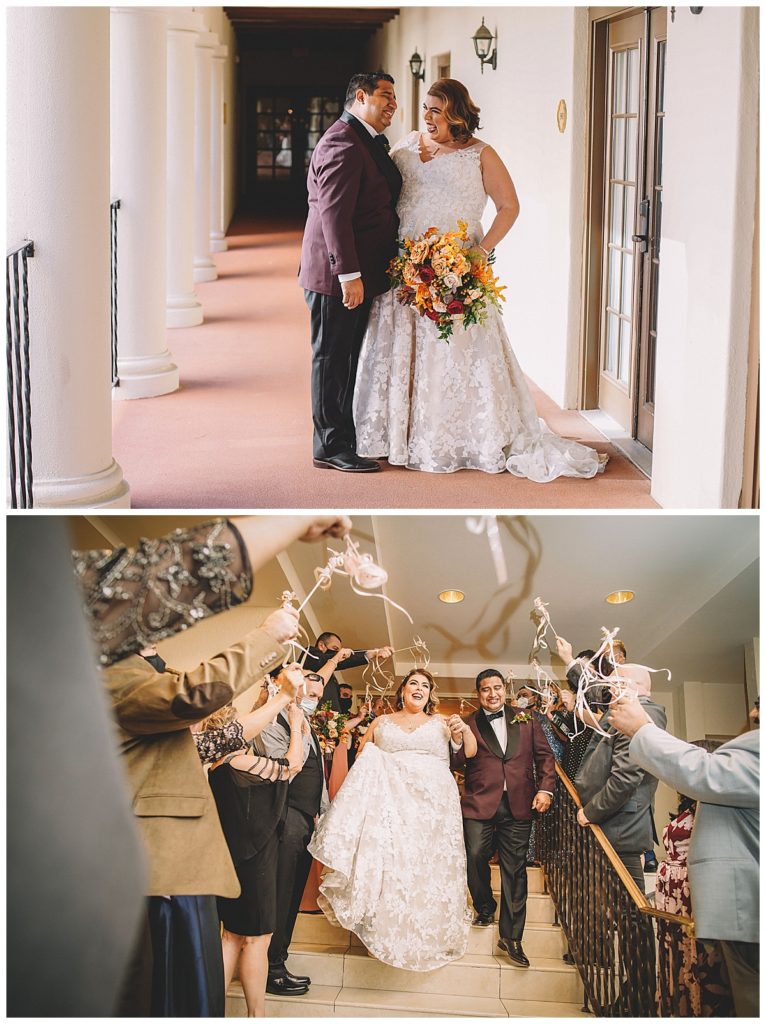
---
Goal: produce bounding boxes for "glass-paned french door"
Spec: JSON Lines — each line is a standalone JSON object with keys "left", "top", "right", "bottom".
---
{"left": 242, "top": 91, "right": 344, "bottom": 210}
{"left": 596, "top": 8, "right": 667, "bottom": 451}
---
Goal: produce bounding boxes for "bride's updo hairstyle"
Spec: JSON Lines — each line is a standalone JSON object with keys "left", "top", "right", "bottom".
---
{"left": 395, "top": 668, "right": 440, "bottom": 715}
{"left": 427, "top": 79, "right": 482, "bottom": 142}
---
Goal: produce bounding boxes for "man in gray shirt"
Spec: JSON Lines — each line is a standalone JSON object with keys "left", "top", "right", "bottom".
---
{"left": 610, "top": 696, "right": 759, "bottom": 1018}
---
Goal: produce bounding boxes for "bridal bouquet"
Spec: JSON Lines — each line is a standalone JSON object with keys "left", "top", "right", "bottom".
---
{"left": 388, "top": 220, "right": 506, "bottom": 342}
{"left": 311, "top": 702, "right": 349, "bottom": 757}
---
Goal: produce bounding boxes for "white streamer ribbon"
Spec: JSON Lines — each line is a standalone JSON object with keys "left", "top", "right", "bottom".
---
{"left": 466, "top": 515, "right": 508, "bottom": 586}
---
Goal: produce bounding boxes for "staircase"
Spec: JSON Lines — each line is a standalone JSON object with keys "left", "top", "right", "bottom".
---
{"left": 226, "top": 866, "right": 590, "bottom": 1017}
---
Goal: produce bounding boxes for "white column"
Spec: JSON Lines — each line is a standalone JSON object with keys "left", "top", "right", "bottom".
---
{"left": 193, "top": 30, "right": 218, "bottom": 282}
{"left": 111, "top": 7, "right": 179, "bottom": 399}
{"left": 7, "top": 8, "right": 130, "bottom": 507}
{"left": 166, "top": 9, "right": 204, "bottom": 328}
{"left": 209, "top": 43, "right": 229, "bottom": 253}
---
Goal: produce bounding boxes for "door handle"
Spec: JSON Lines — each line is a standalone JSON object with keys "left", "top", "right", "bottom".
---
{"left": 632, "top": 199, "right": 650, "bottom": 253}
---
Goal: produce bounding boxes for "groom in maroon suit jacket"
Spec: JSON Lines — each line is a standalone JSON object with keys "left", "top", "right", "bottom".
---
{"left": 452, "top": 670, "right": 556, "bottom": 968}
{"left": 299, "top": 72, "right": 402, "bottom": 473}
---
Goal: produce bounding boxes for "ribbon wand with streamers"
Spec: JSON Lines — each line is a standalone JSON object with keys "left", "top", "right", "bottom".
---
{"left": 530, "top": 596, "right": 562, "bottom": 660}
{"left": 466, "top": 515, "right": 508, "bottom": 586}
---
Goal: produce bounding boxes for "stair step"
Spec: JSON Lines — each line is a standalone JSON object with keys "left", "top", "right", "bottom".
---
{"left": 338, "top": 946, "right": 581, "bottom": 1001}
{"left": 227, "top": 980, "right": 339, "bottom": 1017}
{"left": 498, "top": 956, "right": 583, "bottom": 1003}
{"left": 469, "top": 923, "right": 566, "bottom": 958}
{"left": 335, "top": 987, "right": 509, "bottom": 1017}
{"left": 294, "top": 912, "right": 565, "bottom": 958}
{"left": 227, "top": 981, "right": 590, "bottom": 1018}
{"left": 286, "top": 943, "right": 348, "bottom": 985}
{"left": 504, "top": 998, "right": 590, "bottom": 1017}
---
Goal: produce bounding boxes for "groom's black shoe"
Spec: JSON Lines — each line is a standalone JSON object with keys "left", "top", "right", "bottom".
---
{"left": 473, "top": 912, "right": 494, "bottom": 927}
{"left": 266, "top": 974, "right": 310, "bottom": 996}
{"left": 283, "top": 968, "right": 311, "bottom": 986}
{"left": 498, "top": 938, "right": 530, "bottom": 968}
{"left": 313, "top": 452, "right": 381, "bottom": 473}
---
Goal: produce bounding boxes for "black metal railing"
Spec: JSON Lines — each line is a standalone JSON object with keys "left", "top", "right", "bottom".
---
{"left": 110, "top": 199, "right": 121, "bottom": 386}
{"left": 537, "top": 766, "right": 703, "bottom": 1017}
{"left": 6, "top": 240, "right": 35, "bottom": 508}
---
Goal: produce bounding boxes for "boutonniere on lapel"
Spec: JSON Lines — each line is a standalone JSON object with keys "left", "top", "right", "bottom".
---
{"left": 510, "top": 712, "right": 533, "bottom": 725}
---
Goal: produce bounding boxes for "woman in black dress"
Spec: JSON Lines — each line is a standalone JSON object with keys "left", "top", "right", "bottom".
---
{"left": 207, "top": 700, "right": 305, "bottom": 1016}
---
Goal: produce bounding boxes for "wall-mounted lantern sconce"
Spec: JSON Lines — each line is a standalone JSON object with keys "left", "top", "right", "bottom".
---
{"left": 670, "top": 6, "right": 704, "bottom": 21}
{"left": 472, "top": 18, "right": 497, "bottom": 74}
{"left": 409, "top": 48, "right": 426, "bottom": 82}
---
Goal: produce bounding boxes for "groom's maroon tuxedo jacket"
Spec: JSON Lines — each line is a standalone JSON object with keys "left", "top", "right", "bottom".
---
{"left": 452, "top": 708, "right": 557, "bottom": 822}
{"left": 299, "top": 112, "right": 402, "bottom": 300}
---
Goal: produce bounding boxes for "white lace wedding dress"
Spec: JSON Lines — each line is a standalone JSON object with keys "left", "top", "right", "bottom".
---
{"left": 353, "top": 131, "right": 602, "bottom": 481}
{"left": 308, "top": 714, "right": 470, "bottom": 971}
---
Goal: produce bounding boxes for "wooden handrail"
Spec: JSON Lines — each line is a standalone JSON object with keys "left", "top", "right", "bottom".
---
{"left": 555, "top": 763, "right": 695, "bottom": 932}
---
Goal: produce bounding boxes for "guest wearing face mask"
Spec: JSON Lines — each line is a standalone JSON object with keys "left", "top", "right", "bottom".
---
{"left": 258, "top": 671, "right": 331, "bottom": 996}
{"left": 301, "top": 631, "right": 393, "bottom": 712}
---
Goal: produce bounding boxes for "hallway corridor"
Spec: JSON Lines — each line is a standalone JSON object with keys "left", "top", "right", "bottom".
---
{"left": 112, "top": 217, "right": 656, "bottom": 508}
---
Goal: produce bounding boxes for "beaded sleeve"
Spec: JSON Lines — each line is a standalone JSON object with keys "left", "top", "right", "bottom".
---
{"left": 193, "top": 720, "right": 246, "bottom": 764}
{"left": 73, "top": 518, "right": 252, "bottom": 665}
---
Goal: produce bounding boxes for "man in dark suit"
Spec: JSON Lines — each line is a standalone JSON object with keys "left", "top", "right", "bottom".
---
{"left": 302, "top": 629, "right": 393, "bottom": 711}
{"left": 299, "top": 71, "right": 402, "bottom": 473}
{"left": 556, "top": 636, "right": 667, "bottom": 890}
{"left": 259, "top": 670, "right": 329, "bottom": 997}
{"left": 452, "top": 669, "right": 556, "bottom": 968}
{"left": 557, "top": 635, "right": 666, "bottom": 1013}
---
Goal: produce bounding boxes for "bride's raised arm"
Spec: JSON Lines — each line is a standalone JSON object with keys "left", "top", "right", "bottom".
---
{"left": 357, "top": 713, "right": 382, "bottom": 753}
{"left": 478, "top": 146, "right": 520, "bottom": 253}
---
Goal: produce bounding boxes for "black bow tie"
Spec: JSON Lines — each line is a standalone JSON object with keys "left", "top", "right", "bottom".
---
{"left": 485, "top": 710, "right": 505, "bottom": 722}
{"left": 374, "top": 133, "right": 390, "bottom": 153}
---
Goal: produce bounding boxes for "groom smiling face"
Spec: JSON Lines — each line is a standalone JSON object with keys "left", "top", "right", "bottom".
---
{"left": 477, "top": 673, "right": 507, "bottom": 713}
{"left": 349, "top": 78, "right": 398, "bottom": 133}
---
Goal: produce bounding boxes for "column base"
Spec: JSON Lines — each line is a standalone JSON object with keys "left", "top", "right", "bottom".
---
{"left": 32, "top": 459, "right": 131, "bottom": 508}
{"left": 193, "top": 259, "right": 218, "bottom": 283}
{"left": 210, "top": 232, "right": 228, "bottom": 253}
{"left": 166, "top": 293, "right": 204, "bottom": 328}
{"left": 112, "top": 352, "right": 180, "bottom": 400}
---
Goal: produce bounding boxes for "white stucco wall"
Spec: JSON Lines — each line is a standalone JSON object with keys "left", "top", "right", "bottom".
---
{"left": 650, "top": 7, "right": 758, "bottom": 508}
{"left": 369, "top": 7, "right": 587, "bottom": 406}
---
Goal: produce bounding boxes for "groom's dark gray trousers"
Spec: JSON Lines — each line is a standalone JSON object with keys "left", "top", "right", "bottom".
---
{"left": 464, "top": 793, "right": 533, "bottom": 940}
{"left": 304, "top": 289, "right": 372, "bottom": 460}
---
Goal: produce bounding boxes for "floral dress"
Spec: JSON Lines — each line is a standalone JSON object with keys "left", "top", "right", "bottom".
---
{"left": 309, "top": 714, "right": 470, "bottom": 970}
{"left": 353, "top": 131, "right": 601, "bottom": 481}
{"left": 655, "top": 807, "right": 734, "bottom": 1016}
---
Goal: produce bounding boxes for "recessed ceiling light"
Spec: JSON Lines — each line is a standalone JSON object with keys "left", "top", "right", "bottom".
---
{"left": 605, "top": 590, "right": 635, "bottom": 604}
{"left": 439, "top": 589, "right": 465, "bottom": 603}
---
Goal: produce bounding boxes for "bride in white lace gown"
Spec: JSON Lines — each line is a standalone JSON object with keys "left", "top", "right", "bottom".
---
{"left": 308, "top": 670, "right": 474, "bottom": 971}
{"left": 353, "top": 78, "right": 605, "bottom": 481}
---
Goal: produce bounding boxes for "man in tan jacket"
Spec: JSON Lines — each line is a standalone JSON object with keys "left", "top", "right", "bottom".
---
{"left": 108, "top": 607, "right": 299, "bottom": 1016}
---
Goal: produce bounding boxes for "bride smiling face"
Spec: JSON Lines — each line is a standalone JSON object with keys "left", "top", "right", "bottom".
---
{"left": 422, "top": 79, "right": 481, "bottom": 146}
{"left": 396, "top": 669, "right": 439, "bottom": 715}
{"left": 423, "top": 95, "right": 453, "bottom": 146}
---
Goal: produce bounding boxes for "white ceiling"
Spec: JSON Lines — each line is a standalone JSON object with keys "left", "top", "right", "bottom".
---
{"left": 72, "top": 514, "right": 759, "bottom": 694}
